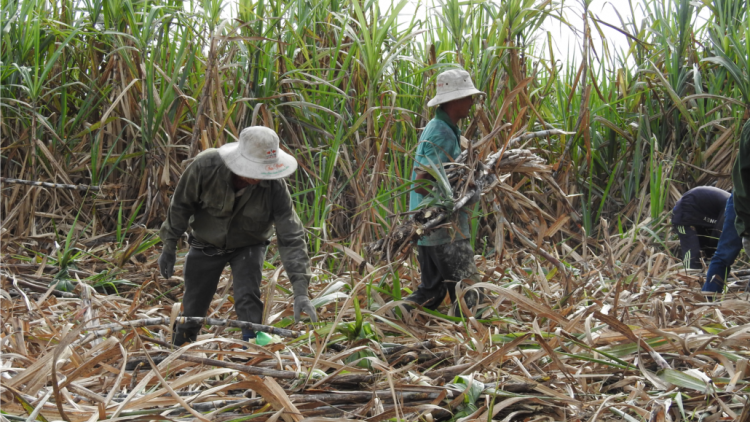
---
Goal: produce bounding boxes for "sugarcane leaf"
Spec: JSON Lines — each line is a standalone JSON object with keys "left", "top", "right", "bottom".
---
{"left": 447, "top": 375, "right": 485, "bottom": 405}
{"left": 310, "top": 292, "right": 349, "bottom": 308}
{"left": 657, "top": 369, "right": 708, "bottom": 393}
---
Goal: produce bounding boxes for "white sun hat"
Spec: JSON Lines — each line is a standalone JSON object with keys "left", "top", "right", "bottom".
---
{"left": 218, "top": 126, "right": 298, "bottom": 179}
{"left": 427, "top": 69, "right": 484, "bottom": 107}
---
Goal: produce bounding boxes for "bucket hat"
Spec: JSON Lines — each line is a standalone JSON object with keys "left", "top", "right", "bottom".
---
{"left": 427, "top": 69, "right": 484, "bottom": 107}
{"left": 218, "top": 126, "right": 298, "bottom": 179}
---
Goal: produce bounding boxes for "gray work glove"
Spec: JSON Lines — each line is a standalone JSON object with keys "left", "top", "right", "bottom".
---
{"left": 158, "top": 248, "right": 176, "bottom": 279}
{"left": 743, "top": 237, "right": 750, "bottom": 257}
{"left": 294, "top": 295, "right": 318, "bottom": 323}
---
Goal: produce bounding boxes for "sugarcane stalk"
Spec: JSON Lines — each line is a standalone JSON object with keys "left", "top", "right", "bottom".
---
{"left": 175, "top": 354, "right": 300, "bottom": 379}
{"left": 6, "top": 276, "right": 79, "bottom": 298}
{"left": 126, "top": 338, "right": 440, "bottom": 371}
{"left": 209, "top": 401, "right": 453, "bottom": 422}
{"left": 0, "top": 177, "right": 109, "bottom": 192}
{"left": 75, "top": 316, "right": 304, "bottom": 345}
{"left": 380, "top": 339, "right": 435, "bottom": 356}
{"left": 159, "top": 398, "right": 260, "bottom": 413}
{"left": 107, "top": 390, "right": 452, "bottom": 406}
{"left": 148, "top": 351, "right": 378, "bottom": 385}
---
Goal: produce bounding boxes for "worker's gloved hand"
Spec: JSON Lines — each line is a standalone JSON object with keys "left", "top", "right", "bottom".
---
{"left": 743, "top": 237, "right": 750, "bottom": 256}
{"left": 158, "top": 249, "right": 176, "bottom": 279}
{"left": 293, "top": 295, "right": 318, "bottom": 323}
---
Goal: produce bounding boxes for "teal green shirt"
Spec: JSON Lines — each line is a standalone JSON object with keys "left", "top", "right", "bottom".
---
{"left": 409, "top": 108, "right": 471, "bottom": 246}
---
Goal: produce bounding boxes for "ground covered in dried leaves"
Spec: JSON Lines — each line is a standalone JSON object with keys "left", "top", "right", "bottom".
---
{"left": 3, "top": 227, "right": 750, "bottom": 422}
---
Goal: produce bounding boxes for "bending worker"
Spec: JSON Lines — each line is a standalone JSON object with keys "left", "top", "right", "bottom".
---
{"left": 406, "top": 68, "right": 483, "bottom": 313}
{"left": 672, "top": 186, "right": 730, "bottom": 270}
{"left": 158, "top": 126, "right": 317, "bottom": 346}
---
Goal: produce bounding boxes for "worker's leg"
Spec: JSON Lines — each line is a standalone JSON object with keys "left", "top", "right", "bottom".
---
{"left": 229, "top": 244, "right": 267, "bottom": 341}
{"left": 674, "top": 224, "right": 703, "bottom": 270}
{"left": 432, "top": 239, "right": 484, "bottom": 310}
{"left": 405, "top": 245, "right": 447, "bottom": 310}
{"left": 697, "top": 226, "right": 719, "bottom": 258}
{"left": 174, "top": 248, "right": 230, "bottom": 346}
{"left": 704, "top": 194, "right": 742, "bottom": 293}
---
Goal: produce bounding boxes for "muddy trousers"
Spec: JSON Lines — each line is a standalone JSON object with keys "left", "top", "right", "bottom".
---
{"left": 407, "top": 239, "right": 481, "bottom": 310}
{"left": 173, "top": 244, "right": 266, "bottom": 346}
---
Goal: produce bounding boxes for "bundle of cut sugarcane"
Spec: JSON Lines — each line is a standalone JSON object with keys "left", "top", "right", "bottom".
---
{"left": 365, "top": 130, "right": 574, "bottom": 264}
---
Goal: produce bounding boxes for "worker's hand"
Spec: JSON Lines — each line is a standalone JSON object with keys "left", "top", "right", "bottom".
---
{"left": 293, "top": 295, "right": 318, "bottom": 323}
{"left": 743, "top": 237, "right": 750, "bottom": 255}
{"left": 158, "top": 249, "right": 176, "bottom": 279}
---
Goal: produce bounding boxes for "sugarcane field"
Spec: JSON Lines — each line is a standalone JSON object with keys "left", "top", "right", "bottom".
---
{"left": 6, "top": 0, "right": 750, "bottom": 420}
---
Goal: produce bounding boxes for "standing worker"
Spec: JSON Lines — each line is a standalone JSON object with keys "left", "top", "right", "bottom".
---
{"left": 406, "top": 68, "right": 484, "bottom": 313}
{"left": 158, "top": 126, "right": 317, "bottom": 346}
{"left": 672, "top": 186, "right": 730, "bottom": 270}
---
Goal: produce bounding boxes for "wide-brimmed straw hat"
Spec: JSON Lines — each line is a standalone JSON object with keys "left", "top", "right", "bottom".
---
{"left": 427, "top": 69, "right": 484, "bottom": 107}
{"left": 218, "top": 126, "right": 298, "bottom": 179}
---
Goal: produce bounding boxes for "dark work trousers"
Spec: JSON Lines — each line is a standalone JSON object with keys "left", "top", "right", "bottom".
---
{"left": 703, "top": 194, "right": 743, "bottom": 293}
{"left": 673, "top": 225, "right": 719, "bottom": 270}
{"left": 173, "top": 244, "right": 266, "bottom": 345}
{"left": 406, "top": 239, "right": 481, "bottom": 310}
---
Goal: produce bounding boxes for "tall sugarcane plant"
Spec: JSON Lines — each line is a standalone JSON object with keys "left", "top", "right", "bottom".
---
{"left": 2, "top": 0, "right": 750, "bottom": 259}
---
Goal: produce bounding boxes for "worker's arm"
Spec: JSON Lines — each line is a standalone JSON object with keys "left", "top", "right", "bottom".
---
{"left": 271, "top": 180, "right": 317, "bottom": 323}
{"left": 271, "top": 181, "right": 313, "bottom": 295}
{"left": 159, "top": 161, "right": 202, "bottom": 252}
{"left": 413, "top": 169, "right": 434, "bottom": 196}
{"left": 157, "top": 159, "right": 203, "bottom": 279}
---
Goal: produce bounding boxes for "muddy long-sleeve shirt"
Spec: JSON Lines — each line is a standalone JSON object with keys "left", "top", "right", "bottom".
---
{"left": 159, "top": 149, "right": 312, "bottom": 296}
{"left": 734, "top": 119, "right": 750, "bottom": 236}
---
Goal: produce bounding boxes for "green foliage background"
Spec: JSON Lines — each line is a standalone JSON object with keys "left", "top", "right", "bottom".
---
{"left": 2, "top": 0, "right": 748, "bottom": 253}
